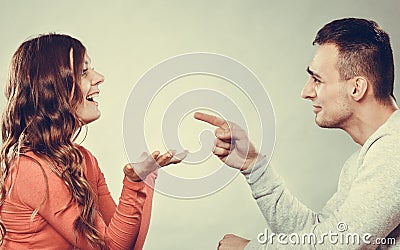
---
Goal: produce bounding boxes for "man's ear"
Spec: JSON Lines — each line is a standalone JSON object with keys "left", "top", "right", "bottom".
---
{"left": 349, "top": 77, "right": 368, "bottom": 102}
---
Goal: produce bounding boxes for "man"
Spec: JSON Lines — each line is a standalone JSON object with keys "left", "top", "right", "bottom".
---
{"left": 195, "top": 18, "right": 400, "bottom": 249}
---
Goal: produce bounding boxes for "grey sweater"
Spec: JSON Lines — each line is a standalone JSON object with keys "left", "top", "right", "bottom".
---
{"left": 242, "top": 110, "right": 400, "bottom": 249}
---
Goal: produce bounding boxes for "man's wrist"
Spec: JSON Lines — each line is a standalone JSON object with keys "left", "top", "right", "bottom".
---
{"left": 242, "top": 154, "right": 266, "bottom": 170}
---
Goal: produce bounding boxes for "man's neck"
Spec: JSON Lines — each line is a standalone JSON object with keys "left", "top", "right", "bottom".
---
{"left": 343, "top": 100, "right": 398, "bottom": 145}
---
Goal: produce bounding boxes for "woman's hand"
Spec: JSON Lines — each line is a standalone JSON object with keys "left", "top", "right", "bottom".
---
{"left": 124, "top": 150, "right": 188, "bottom": 182}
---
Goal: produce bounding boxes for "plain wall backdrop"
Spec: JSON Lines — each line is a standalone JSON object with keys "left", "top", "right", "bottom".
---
{"left": 1, "top": 1, "right": 399, "bottom": 249}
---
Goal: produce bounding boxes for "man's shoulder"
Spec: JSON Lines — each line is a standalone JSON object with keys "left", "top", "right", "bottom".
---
{"left": 377, "top": 110, "right": 400, "bottom": 136}
{"left": 362, "top": 110, "right": 400, "bottom": 152}
{"left": 367, "top": 129, "right": 400, "bottom": 151}
{"left": 360, "top": 131, "right": 400, "bottom": 170}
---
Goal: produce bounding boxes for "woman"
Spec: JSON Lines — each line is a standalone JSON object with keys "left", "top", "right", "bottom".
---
{"left": 0, "top": 34, "right": 182, "bottom": 249}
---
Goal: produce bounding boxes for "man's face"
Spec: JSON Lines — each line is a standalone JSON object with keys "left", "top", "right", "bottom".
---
{"left": 301, "top": 44, "right": 352, "bottom": 129}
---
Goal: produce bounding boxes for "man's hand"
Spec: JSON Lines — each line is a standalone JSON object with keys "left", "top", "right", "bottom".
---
{"left": 218, "top": 234, "right": 250, "bottom": 250}
{"left": 194, "top": 112, "right": 262, "bottom": 170}
{"left": 124, "top": 150, "right": 188, "bottom": 181}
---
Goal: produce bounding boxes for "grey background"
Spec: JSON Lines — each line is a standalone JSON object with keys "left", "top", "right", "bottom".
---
{"left": 0, "top": 1, "right": 399, "bottom": 249}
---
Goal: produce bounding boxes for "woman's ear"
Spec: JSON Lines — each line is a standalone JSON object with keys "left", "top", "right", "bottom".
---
{"left": 349, "top": 77, "right": 368, "bottom": 102}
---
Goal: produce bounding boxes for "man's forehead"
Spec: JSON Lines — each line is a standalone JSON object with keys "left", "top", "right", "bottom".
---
{"left": 309, "top": 44, "right": 339, "bottom": 76}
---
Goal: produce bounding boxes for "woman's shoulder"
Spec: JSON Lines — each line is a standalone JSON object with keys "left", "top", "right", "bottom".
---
{"left": 76, "top": 143, "right": 98, "bottom": 159}
{"left": 12, "top": 151, "right": 66, "bottom": 185}
{"left": 75, "top": 144, "right": 99, "bottom": 165}
{"left": 75, "top": 144, "right": 93, "bottom": 157}
{"left": 14, "top": 151, "right": 51, "bottom": 174}
{"left": 74, "top": 144, "right": 102, "bottom": 178}
{"left": 13, "top": 146, "right": 99, "bottom": 180}
{"left": 7, "top": 152, "right": 67, "bottom": 206}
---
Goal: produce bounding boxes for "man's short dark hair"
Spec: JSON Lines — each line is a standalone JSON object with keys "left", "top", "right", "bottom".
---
{"left": 313, "top": 18, "right": 395, "bottom": 103}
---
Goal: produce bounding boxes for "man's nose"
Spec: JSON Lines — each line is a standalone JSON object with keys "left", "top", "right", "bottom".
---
{"left": 301, "top": 78, "right": 316, "bottom": 100}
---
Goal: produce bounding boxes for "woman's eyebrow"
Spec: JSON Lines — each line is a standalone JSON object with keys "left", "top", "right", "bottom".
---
{"left": 84, "top": 59, "right": 91, "bottom": 67}
{"left": 84, "top": 55, "right": 92, "bottom": 66}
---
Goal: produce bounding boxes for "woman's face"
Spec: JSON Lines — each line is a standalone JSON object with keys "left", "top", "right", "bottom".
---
{"left": 76, "top": 53, "right": 104, "bottom": 124}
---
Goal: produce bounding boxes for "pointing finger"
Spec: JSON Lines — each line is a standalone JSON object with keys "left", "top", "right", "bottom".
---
{"left": 194, "top": 112, "right": 228, "bottom": 129}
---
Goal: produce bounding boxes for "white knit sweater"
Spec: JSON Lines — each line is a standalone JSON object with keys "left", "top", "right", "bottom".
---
{"left": 243, "top": 110, "right": 400, "bottom": 249}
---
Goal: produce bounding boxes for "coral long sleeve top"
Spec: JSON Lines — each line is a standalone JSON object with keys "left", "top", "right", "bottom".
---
{"left": 0, "top": 146, "right": 154, "bottom": 249}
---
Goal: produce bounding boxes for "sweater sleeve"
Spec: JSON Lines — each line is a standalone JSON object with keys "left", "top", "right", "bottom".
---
{"left": 14, "top": 152, "right": 149, "bottom": 250}
{"left": 81, "top": 148, "right": 156, "bottom": 249}
{"left": 105, "top": 177, "right": 147, "bottom": 249}
{"left": 241, "top": 157, "right": 318, "bottom": 235}
{"left": 242, "top": 135, "right": 400, "bottom": 249}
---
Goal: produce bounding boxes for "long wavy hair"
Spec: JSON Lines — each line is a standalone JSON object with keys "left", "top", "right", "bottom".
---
{"left": 0, "top": 34, "right": 106, "bottom": 248}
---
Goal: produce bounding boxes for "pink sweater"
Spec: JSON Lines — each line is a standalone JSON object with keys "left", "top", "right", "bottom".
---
{"left": 0, "top": 146, "right": 154, "bottom": 249}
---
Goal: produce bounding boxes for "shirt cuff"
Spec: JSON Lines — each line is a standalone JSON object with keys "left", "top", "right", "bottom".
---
{"left": 244, "top": 239, "right": 262, "bottom": 250}
{"left": 241, "top": 156, "right": 269, "bottom": 184}
{"left": 123, "top": 176, "right": 146, "bottom": 191}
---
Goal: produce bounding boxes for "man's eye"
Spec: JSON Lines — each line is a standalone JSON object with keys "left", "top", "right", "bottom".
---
{"left": 313, "top": 77, "right": 321, "bottom": 84}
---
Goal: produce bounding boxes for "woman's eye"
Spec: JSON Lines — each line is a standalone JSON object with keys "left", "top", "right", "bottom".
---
{"left": 82, "top": 68, "right": 88, "bottom": 77}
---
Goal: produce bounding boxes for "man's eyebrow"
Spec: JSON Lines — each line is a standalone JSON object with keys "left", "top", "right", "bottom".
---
{"left": 306, "top": 67, "right": 322, "bottom": 79}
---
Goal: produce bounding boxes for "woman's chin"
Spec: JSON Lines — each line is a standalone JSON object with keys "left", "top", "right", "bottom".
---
{"left": 80, "top": 112, "right": 101, "bottom": 125}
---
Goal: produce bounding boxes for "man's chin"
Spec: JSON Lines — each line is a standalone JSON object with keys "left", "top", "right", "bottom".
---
{"left": 315, "top": 117, "right": 340, "bottom": 129}
{"left": 315, "top": 115, "right": 329, "bottom": 128}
